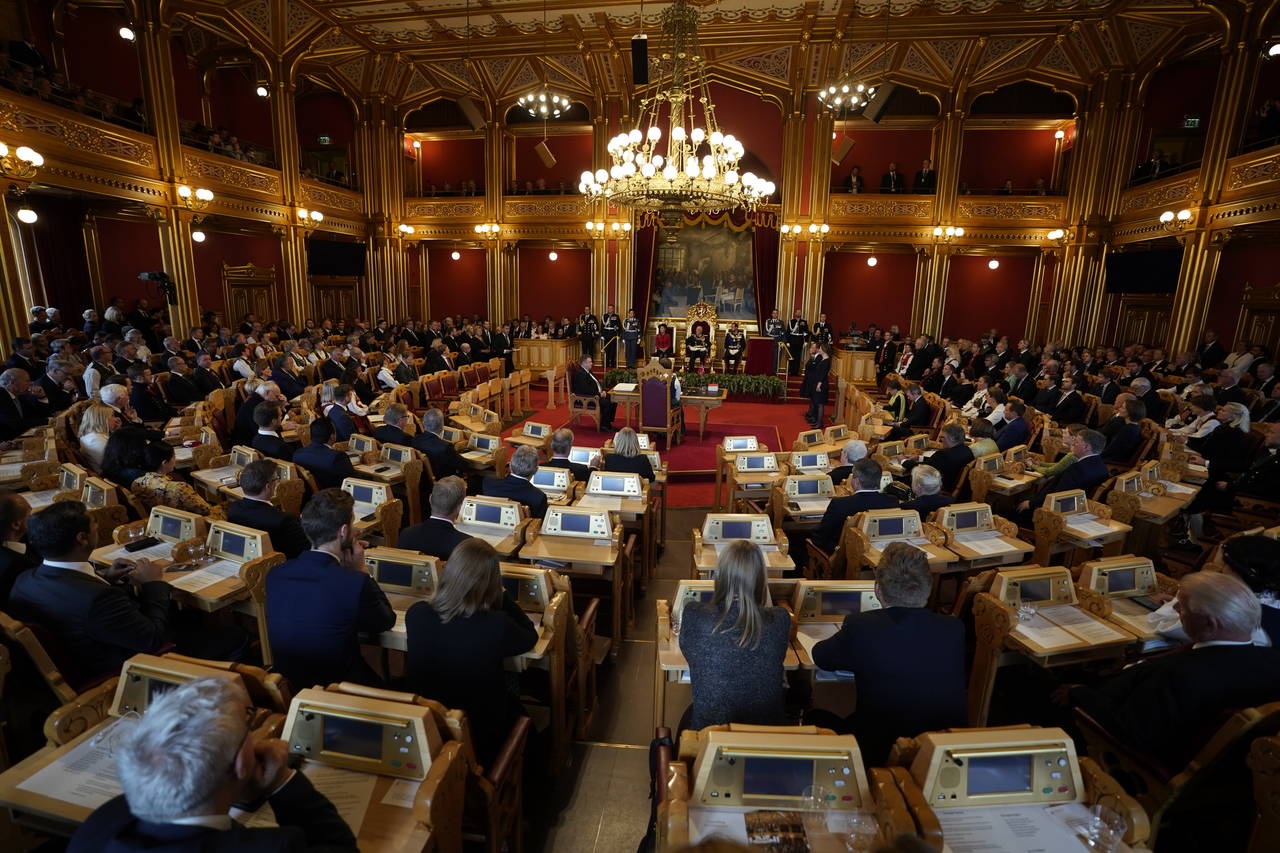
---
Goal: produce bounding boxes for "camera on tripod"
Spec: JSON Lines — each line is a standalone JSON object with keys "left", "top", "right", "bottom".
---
{"left": 138, "top": 271, "right": 178, "bottom": 305}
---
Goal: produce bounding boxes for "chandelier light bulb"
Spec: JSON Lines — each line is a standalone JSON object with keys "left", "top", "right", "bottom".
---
{"left": 192, "top": 230, "right": 206, "bottom": 242}
{"left": 195, "top": 188, "right": 214, "bottom": 201}
{"left": 662, "top": 165, "right": 678, "bottom": 180}
{"left": 256, "top": 85, "right": 269, "bottom": 98}
{"left": 1176, "top": 208, "right": 1192, "bottom": 221}
{"left": 629, "top": 129, "right": 642, "bottom": 144}
{"left": 1270, "top": 43, "right": 1280, "bottom": 58}
{"left": 178, "top": 185, "right": 193, "bottom": 198}
{"left": 691, "top": 128, "right": 705, "bottom": 144}
{"left": 16, "top": 206, "right": 37, "bottom": 224}
{"left": 595, "top": 169, "right": 608, "bottom": 184}
{"left": 672, "top": 126, "right": 686, "bottom": 141}
{"left": 647, "top": 126, "right": 661, "bottom": 141}
{"left": 580, "top": 171, "right": 594, "bottom": 185}
{"left": 866, "top": 256, "right": 878, "bottom": 267}
{"left": 988, "top": 259, "right": 1000, "bottom": 270}
{"left": 451, "top": 251, "right": 461, "bottom": 260}
{"left": 15, "top": 146, "right": 43, "bottom": 166}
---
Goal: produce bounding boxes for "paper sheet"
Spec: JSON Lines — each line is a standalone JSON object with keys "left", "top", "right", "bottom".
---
{"left": 23, "top": 488, "right": 59, "bottom": 509}
{"left": 688, "top": 808, "right": 750, "bottom": 844}
{"left": 98, "top": 542, "right": 177, "bottom": 563}
{"left": 1040, "top": 605, "right": 1128, "bottom": 644}
{"left": 577, "top": 495, "right": 623, "bottom": 511}
{"left": 236, "top": 763, "right": 377, "bottom": 835}
{"left": 965, "top": 537, "right": 1016, "bottom": 556}
{"left": 169, "top": 558, "right": 240, "bottom": 593}
{"left": 392, "top": 610, "right": 407, "bottom": 633}
{"left": 1065, "top": 515, "right": 1115, "bottom": 538}
{"left": 1160, "top": 481, "right": 1195, "bottom": 495}
{"left": 380, "top": 778, "right": 419, "bottom": 809}
{"left": 17, "top": 718, "right": 128, "bottom": 809}
{"left": 0, "top": 461, "right": 28, "bottom": 480}
{"left": 1011, "top": 614, "right": 1079, "bottom": 649}
{"left": 795, "top": 623, "right": 839, "bottom": 659}
{"left": 934, "top": 804, "right": 1093, "bottom": 853}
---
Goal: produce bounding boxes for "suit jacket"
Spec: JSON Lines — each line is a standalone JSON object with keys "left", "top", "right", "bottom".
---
{"left": 880, "top": 170, "right": 904, "bottom": 193}
{"left": 996, "top": 417, "right": 1029, "bottom": 451}
{"left": 0, "top": 544, "right": 39, "bottom": 607}
{"left": 1070, "top": 644, "right": 1280, "bottom": 770}
{"left": 6, "top": 353, "right": 42, "bottom": 375}
{"left": 811, "top": 607, "right": 966, "bottom": 763}
{"left": 293, "top": 442, "right": 357, "bottom": 490}
{"left": 483, "top": 474, "right": 548, "bottom": 519}
{"left": 1215, "top": 384, "right": 1248, "bottom": 406}
{"left": 324, "top": 405, "right": 357, "bottom": 443}
{"left": 801, "top": 356, "right": 831, "bottom": 404}
{"left": 1096, "top": 381, "right": 1120, "bottom": 405}
{"left": 373, "top": 425, "right": 413, "bottom": 447}
{"left": 1009, "top": 375, "right": 1038, "bottom": 402}
{"left": 570, "top": 365, "right": 606, "bottom": 399}
{"left": 814, "top": 490, "right": 899, "bottom": 553}
{"left": 164, "top": 373, "right": 202, "bottom": 408}
{"left": 34, "top": 374, "right": 74, "bottom": 414}
{"left": 320, "top": 359, "right": 347, "bottom": 382}
{"left": 1198, "top": 341, "right": 1227, "bottom": 370}
{"left": 191, "top": 367, "right": 224, "bottom": 396}
{"left": 9, "top": 564, "right": 171, "bottom": 684}
{"left": 925, "top": 443, "right": 975, "bottom": 493}
{"left": 226, "top": 498, "right": 309, "bottom": 559}
{"left": 130, "top": 384, "right": 175, "bottom": 423}
{"left": 904, "top": 396, "right": 933, "bottom": 428}
{"left": 252, "top": 432, "right": 295, "bottom": 462}
{"left": 913, "top": 169, "right": 936, "bottom": 193}
{"left": 233, "top": 394, "right": 264, "bottom": 446}
{"left": 266, "top": 550, "right": 395, "bottom": 690}
{"left": 1049, "top": 390, "right": 1086, "bottom": 424}
{"left": 412, "top": 432, "right": 466, "bottom": 481}
{"left": 0, "top": 389, "right": 47, "bottom": 440}
{"left": 1101, "top": 422, "right": 1141, "bottom": 463}
{"left": 1031, "top": 454, "right": 1109, "bottom": 508}
{"left": 70, "top": 772, "right": 357, "bottom": 853}
{"left": 901, "top": 493, "right": 954, "bottom": 515}
{"left": 272, "top": 369, "right": 306, "bottom": 401}
{"left": 398, "top": 518, "right": 474, "bottom": 561}
{"left": 544, "top": 456, "right": 591, "bottom": 482}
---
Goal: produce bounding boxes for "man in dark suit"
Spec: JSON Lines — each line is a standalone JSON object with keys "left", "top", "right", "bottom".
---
{"left": 0, "top": 493, "right": 39, "bottom": 606}
{"left": 888, "top": 383, "right": 933, "bottom": 440}
{"left": 912, "top": 158, "right": 937, "bottom": 194}
{"left": 1008, "top": 364, "right": 1037, "bottom": 402}
{"left": 1016, "top": 429, "right": 1110, "bottom": 519}
{"left": 1065, "top": 571, "right": 1280, "bottom": 771}
{"left": 164, "top": 357, "right": 203, "bottom": 408}
{"left": 814, "top": 459, "right": 899, "bottom": 553}
{"left": 270, "top": 359, "right": 306, "bottom": 401}
{"left": 69, "top": 677, "right": 358, "bottom": 853}
{"left": 373, "top": 403, "right": 414, "bottom": 447}
{"left": 225, "top": 460, "right": 309, "bottom": 559}
{"left": 808, "top": 542, "right": 966, "bottom": 763}
{"left": 801, "top": 343, "right": 832, "bottom": 428}
{"left": 1094, "top": 368, "right": 1121, "bottom": 405}
{"left": 919, "top": 423, "right": 973, "bottom": 493}
{"left": 482, "top": 445, "right": 548, "bottom": 520}
{"left": 128, "top": 365, "right": 176, "bottom": 424}
{"left": 398, "top": 476, "right": 474, "bottom": 561}
{"left": 1047, "top": 375, "right": 1087, "bottom": 424}
{"left": 880, "top": 162, "right": 904, "bottom": 193}
{"left": 36, "top": 362, "right": 77, "bottom": 414}
{"left": 826, "top": 439, "right": 869, "bottom": 490}
{"left": 251, "top": 403, "right": 295, "bottom": 462}
{"left": 570, "top": 355, "right": 615, "bottom": 431}
{"left": 9, "top": 502, "right": 173, "bottom": 683}
{"left": 412, "top": 408, "right": 466, "bottom": 481}
{"left": 321, "top": 350, "right": 351, "bottom": 382}
{"left": 996, "top": 401, "right": 1030, "bottom": 451}
{"left": 324, "top": 386, "right": 358, "bottom": 443}
{"left": 293, "top": 419, "right": 357, "bottom": 490}
{"left": 266, "top": 489, "right": 395, "bottom": 691}
{"left": 6, "top": 337, "right": 42, "bottom": 376}
{"left": 1214, "top": 370, "right": 1249, "bottom": 406}
{"left": 0, "top": 368, "right": 48, "bottom": 440}
{"left": 190, "top": 353, "right": 225, "bottom": 397}
{"left": 1198, "top": 330, "right": 1227, "bottom": 370}
{"left": 544, "top": 428, "right": 592, "bottom": 481}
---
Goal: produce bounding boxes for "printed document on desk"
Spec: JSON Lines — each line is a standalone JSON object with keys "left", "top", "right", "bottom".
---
{"left": 169, "top": 558, "right": 241, "bottom": 593}
{"left": 965, "top": 537, "right": 1016, "bottom": 556}
{"left": 98, "top": 542, "right": 176, "bottom": 563}
{"left": 235, "top": 762, "right": 377, "bottom": 835}
{"left": 17, "top": 718, "right": 128, "bottom": 809}
{"left": 935, "top": 804, "right": 1098, "bottom": 853}
{"left": 1040, "top": 605, "right": 1128, "bottom": 644}
{"left": 1011, "top": 615, "right": 1078, "bottom": 649}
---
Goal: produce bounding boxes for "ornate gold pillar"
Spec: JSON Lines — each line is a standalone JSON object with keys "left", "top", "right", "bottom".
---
{"left": 155, "top": 207, "right": 201, "bottom": 332}
{"left": 488, "top": 241, "right": 517, "bottom": 322}
{"left": 0, "top": 196, "right": 35, "bottom": 354}
{"left": 912, "top": 245, "right": 952, "bottom": 337}
{"left": 1025, "top": 251, "right": 1050, "bottom": 343}
{"left": 932, "top": 97, "right": 966, "bottom": 226}
{"left": 356, "top": 101, "right": 407, "bottom": 321}
{"left": 82, "top": 212, "right": 106, "bottom": 312}
{"left": 775, "top": 110, "right": 808, "bottom": 313}
{"left": 133, "top": 2, "right": 183, "bottom": 182}
{"left": 267, "top": 59, "right": 302, "bottom": 322}
{"left": 278, "top": 225, "right": 311, "bottom": 323}
{"left": 1167, "top": 229, "right": 1231, "bottom": 355}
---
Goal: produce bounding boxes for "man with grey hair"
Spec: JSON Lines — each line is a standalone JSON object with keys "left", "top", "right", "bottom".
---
{"left": 84, "top": 344, "right": 118, "bottom": 397}
{"left": 372, "top": 402, "right": 412, "bottom": 447}
{"left": 1064, "top": 571, "right": 1280, "bottom": 770}
{"left": 165, "top": 356, "right": 202, "bottom": 407}
{"left": 411, "top": 406, "right": 465, "bottom": 480}
{"left": 0, "top": 368, "right": 46, "bottom": 440}
{"left": 233, "top": 379, "right": 283, "bottom": 446}
{"left": 826, "top": 439, "right": 869, "bottom": 489}
{"left": 545, "top": 427, "right": 590, "bottom": 481}
{"left": 69, "top": 677, "right": 356, "bottom": 851}
{"left": 482, "top": 444, "right": 547, "bottom": 518}
{"left": 902, "top": 464, "right": 952, "bottom": 514}
{"left": 399, "top": 476, "right": 473, "bottom": 560}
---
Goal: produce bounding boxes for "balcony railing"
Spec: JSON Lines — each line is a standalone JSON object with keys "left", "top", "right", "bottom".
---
{"left": 1117, "top": 172, "right": 1201, "bottom": 221}
{"left": 956, "top": 196, "right": 1066, "bottom": 227}
{"left": 0, "top": 85, "right": 159, "bottom": 176}
{"left": 827, "top": 193, "right": 935, "bottom": 223}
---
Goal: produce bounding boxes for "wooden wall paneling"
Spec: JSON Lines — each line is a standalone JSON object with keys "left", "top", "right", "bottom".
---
{"left": 1234, "top": 283, "right": 1280, "bottom": 358}
{"left": 1115, "top": 295, "right": 1173, "bottom": 346}
{"left": 223, "top": 263, "right": 278, "bottom": 324}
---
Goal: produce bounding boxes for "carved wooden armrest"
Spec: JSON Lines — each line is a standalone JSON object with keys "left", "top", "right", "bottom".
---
{"left": 44, "top": 677, "right": 120, "bottom": 746}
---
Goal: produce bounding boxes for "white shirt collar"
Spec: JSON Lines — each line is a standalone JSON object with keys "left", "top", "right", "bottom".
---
{"left": 1193, "top": 639, "right": 1254, "bottom": 649}
{"left": 166, "top": 814, "right": 234, "bottom": 831}
{"left": 429, "top": 515, "right": 455, "bottom": 524}
{"left": 4, "top": 541, "right": 26, "bottom": 554}
{"left": 257, "top": 429, "right": 280, "bottom": 437}
{"left": 44, "top": 559, "right": 106, "bottom": 583}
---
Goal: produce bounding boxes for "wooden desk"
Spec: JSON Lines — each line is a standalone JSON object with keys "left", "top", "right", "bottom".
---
{"left": 377, "top": 592, "right": 553, "bottom": 667}
{"left": 945, "top": 533, "right": 1035, "bottom": 571}
{"left": 833, "top": 349, "right": 877, "bottom": 387}
{"left": 1127, "top": 481, "right": 1200, "bottom": 557}
{"left": 515, "top": 338, "right": 575, "bottom": 372}
{"left": 519, "top": 533, "right": 626, "bottom": 658}
{"left": 681, "top": 391, "right": 727, "bottom": 440}
{"left": 986, "top": 470, "right": 1042, "bottom": 497}
{"left": 863, "top": 538, "right": 958, "bottom": 572}
{"left": 88, "top": 543, "right": 248, "bottom": 612}
{"left": 726, "top": 468, "right": 786, "bottom": 511}
{"left": 191, "top": 464, "right": 241, "bottom": 498}
{"left": 352, "top": 461, "right": 407, "bottom": 485}
{"left": 453, "top": 521, "right": 526, "bottom": 559}
{"left": 691, "top": 543, "right": 794, "bottom": 578}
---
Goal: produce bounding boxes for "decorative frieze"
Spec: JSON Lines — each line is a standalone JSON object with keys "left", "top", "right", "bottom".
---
{"left": 182, "top": 152, "right": 281, "bottom": 195}
{"left": 0, "top": 99, "right": 156, "bottom": 168}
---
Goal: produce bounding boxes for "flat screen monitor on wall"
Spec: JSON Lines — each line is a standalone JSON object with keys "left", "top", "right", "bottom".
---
{"left": 308, "top": 239, "right": 368, "bottom": 277}
{"left": 1103, "top": 249, "right": 1181, "bottom": 294}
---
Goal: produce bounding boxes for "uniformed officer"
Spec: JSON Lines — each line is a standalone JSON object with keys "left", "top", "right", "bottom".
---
{"left": 622, "top": 309, "right": 642, "bottom": 368}
{"left": 765, "top": 309, "right": 786, "bottom": 373}
{"left": 601, "top": 304, "right": 621, "bottom": 367}
{"left": 812, "top": 313, "right": 833, "bottom": 347}
{"left": 787, "top": 310, "right": 809, "bottom": 376}
{"left": 724, "top": 322, "right": 746, "bottom": 373}
{"left": 578, "top": 306, "right": 599, "bottom": 358}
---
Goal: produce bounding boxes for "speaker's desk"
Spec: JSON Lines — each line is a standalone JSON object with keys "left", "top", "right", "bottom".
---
{"left": 610, "top": 388, "right": 726, "bottom": 440}
{"left": 515, "top": 338, "right": 576, "bottom": 372}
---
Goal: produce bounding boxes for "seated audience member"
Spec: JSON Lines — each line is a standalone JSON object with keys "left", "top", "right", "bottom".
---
{"left": 918, "top": 423, "right": 972, "bottom": 493}
{"left": 412, "top": 406, "right": 466, "bottom": 481}
{"left": 826, "top": 439, "right": 869, "bottom": 490}
{"left": 163, "top": 356, "right": 202, "bottom": 407}
{"left": 1129, "top": 376, "right": 1166, "bottom": 422}
{"left": 1015, "top": 428, "right": 1109, "bottom": 518}
{"left": 968, "top": 419, "right": 1000, "bottom": 459}
{"left": 225, "top": 460, "right": 309, "bottom": 559}
{"left": 398, "top": 476, "right": 474, "bottom": 560}
{"left": 1166, "top": 394, "right": 1219, "bottom": 439}
{"left": 9, "top": 501, "right": 172, "bottom": 681}
{"left": 679, "top": 539, "right": 791, "bottom": 732}
{"left": 293, "top": 418, "right": 357, "bottom": 490}
{"left": 482, "top": 445, "right": 548, "bottom": 519}
{"left": 101, "top": 429, "right": 151, "bottom": 488}
{"left": 0, "top": 493, "right": 38, "bottom": 606}
{"left": 1094, "top": 367, "right": 1121, "bottom": 404}
{"left": 271, "top": 355, "right": 306, "bottom": 400}
{"left": 603, "top": 426, "right": 655, "bottom": 482}
{"left": 233, "top": 380, "right": 282, "bottom": 447}
{"left": 190, "top": 352, "right": 226, "bottom": 396}
{"left": 323, "top": 384, "right": 363, "bottom": 442}
{"left": 901, "top": 465, "right": 953, "bottom": 514}
{"left": 251, "top": 402, "right": 295, "bottom": 462}
{"left": 1178, "top": 407, "right": 1265, "bottom": 547}
{"left": 69, "top": 677, "right": 357, "bottom": 853}
{"left": 37, "top": 361, "right": 77, "bottom": 413}
{"left": 544, "top": 428, "right": 591, "bottom": 481}
{"left": 570, "top": 354, "right": 616, "bottom": 432}
{"left": 405, "top": 538, "right": 537, "bottom": 766}
{"left": 1100, "top": 398, "right": 1145, "bottom": 462}
{"left": 76, "top": 401, "right": 119, "bottom": 472}
{"left": 130, "top": 440, "right": 214, "bottom": 515}
{"left": 127, "top": 364, "right": 175, "bottom": 423}
{"left": 995, "top": 401, "right": 1030, "bottom": 451}
{"left": 0, "top": 368, "right": 47, "bottom": 440}
{"left": 266, "top": 489, "right": 395, "bottom": 690}
{"left": 882, "top": 378, "right": 908, "bottom": 421}
{"left": 1031, "top": 423, "right": 1086, "bottom": 479}
{"left": 814, "top": 458, "right": 898, "bottom": 553}
{"left": 1065, "top": 571, "right": 1280, "bottom": 770}
{"left": 373, "top": 402, "right": 413, "bottom": 447}
{"left": 808, "top": 542, "right": 966, "bottom": 763}
{"left": 1047, "top": 375, "right": 1086, "bottom": 424}
{"left": 887, "top": 382, "right": 931, "bottom": 440}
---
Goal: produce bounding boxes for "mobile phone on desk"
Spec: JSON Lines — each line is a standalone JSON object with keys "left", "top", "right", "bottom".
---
{"left": 125, "top": 536, "right": 162, "bottom": 552}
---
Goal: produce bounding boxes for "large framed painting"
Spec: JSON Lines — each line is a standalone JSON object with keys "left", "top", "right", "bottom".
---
{"left": 649, "top": 222, "right": 757, "bottom": 322}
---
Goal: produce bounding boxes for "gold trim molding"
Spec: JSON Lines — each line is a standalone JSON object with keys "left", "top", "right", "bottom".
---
{"left": 0, "top": 96, "right": 156, "bottom": 170}
{"left": 181, "top": 151, "right": 282, "bottom": 195}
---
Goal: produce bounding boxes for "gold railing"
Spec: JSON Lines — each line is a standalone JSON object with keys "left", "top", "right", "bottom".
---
{"left": 181, "top": 149, "right": 282, "bottom": 198}
{"left": 955, "top": 195, "right": 1066, "bottom": 227}
{"left": 502, "top": 195, "right": 586, "bottom": 222}
{"left": 404, "top": 196, "right": 487, "bottom": 219}
{"left": 826, "top": 193, "right": 935, "bottom": 224}
{"left": 301, "top": 179, "right": 363, "bottom": 214}
{"left": 1222, "top": 144, "right": 1280, "bottom": 202}
{"left": 0, "top": 89, "right": 158, "bottom": 176}
{"left": 1116, "top": 172, "right": 1200, "bottom": 221}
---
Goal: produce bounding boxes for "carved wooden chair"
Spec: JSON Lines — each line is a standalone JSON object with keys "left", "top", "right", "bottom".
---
{"left": 637, "top": 359, "right": 682, "bottom": 449}
{"left": 567, "top": 366, "right": 603, "bottom": 431}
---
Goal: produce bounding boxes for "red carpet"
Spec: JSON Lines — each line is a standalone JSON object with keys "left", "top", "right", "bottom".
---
{"left": 501, "top": 396, "right": 816, "bottom": 507}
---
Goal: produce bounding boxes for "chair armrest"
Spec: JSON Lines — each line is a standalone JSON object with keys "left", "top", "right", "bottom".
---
{"left": 486, "top": 715, "right": 531, "bottom": 787}
{"left": 653, "top": 727, "right": 675, "bottom": 806}
{"left": 578, "top": 596, "right": 601, "bottom": 637}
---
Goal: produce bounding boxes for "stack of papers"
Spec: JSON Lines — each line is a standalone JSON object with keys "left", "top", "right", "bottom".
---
{"left": 964, "top": 537, "right": 1014, "bottom": 556}
{"left": 18, "top": 718, "right": 128, "bottom": 809}
{"left": 170, "top": 558, "right": 241, "bottom": 594}
{"left": 612, "top": 382, "right": 637, "bottom": 393}
{"left": 1039, "top": 605, "right": 1128, "bottom": 644}
{"left": 577, "top": 495, "right": 623, "bottom": 511}
{"left": 98, "top": 542, "right": 175, "bottom": 563}
{"left": 1065, "top": 514, "right": 1116, "bottom": 538}
{"left": 235, "top": 763, "right": 378, "bottom": 835}
{"left": 1012, "top": 614, "right": 1079, "bottom": 649}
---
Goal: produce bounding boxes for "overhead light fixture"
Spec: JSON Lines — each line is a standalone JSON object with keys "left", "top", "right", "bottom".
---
{"left": 548, "top": 251, "right": 559, "bottom": 261}
{"left": 931, "top": 225, "right": 964, "bottom": 244}
{"left": 118, "top": 26, "right": 135, "bottom": 41}
{"left": 584, "top": 220, "right": 632, "bottom": 239}
{"left": 474, "top": 223, "right": 500, "bottom": 240}
{"left": 451, "top": 250, "right": 461, "bottom": 260}
{"left": 15, "top": 206, "right": 37, "bottom": 224}
{"left": 192, "top": 230, "right": 206, "bottom": 243}
{"left": 176, "top": 184, "right": 214, "bottom": 210}
{"left": 255, "top": 85, "right": 269, "bottom": 98}
{"left": 780, "top": 223, "right": 830, "bottom": 241}
{"left": 866, "top": 256, "right": 878, "bottom": 267}
{"left": 518, "top": 0, "right": 569, "bottom": 119}
{"left": 580, "top": 0, "right": 773, "bottom": 213}
{"left": 988, "top": 259, "right": 1000, "bottom": 270}
{"left": 818, "top": 79, "right": 879, "bottom": 115}
{"left": 1159, "top": 208, "right": 1193, "bottom": 233}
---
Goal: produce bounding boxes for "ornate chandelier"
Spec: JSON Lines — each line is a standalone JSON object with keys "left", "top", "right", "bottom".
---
{"left": 578, "top": 0, "right": 774, "bottom": 213}
{"left": 817, "top": 78, "right": 881, "bottom": 114}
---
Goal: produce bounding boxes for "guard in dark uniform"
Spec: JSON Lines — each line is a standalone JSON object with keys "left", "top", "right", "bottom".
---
{"left": 686, "top": 325, "right": 710, "bottom": 372}
{"left": 724, "top": 323, "right": 746, "bottom": 373}
{"left": 765, "top": 309, "right": 785, "bottom": 374}
{"left": 622, "top": 310, "right": 642, "bottom": 368}
{"left": 812, "top": 313, "right": 833, "bottom": 348}
{"left": 578, "top": 307, "right": 599, "bottom": 359}
{"left": 787, "top": 310, "right": 809, "bottom": 376}
{"left": 601, "top": 305, "right": 621, "bottom": 367}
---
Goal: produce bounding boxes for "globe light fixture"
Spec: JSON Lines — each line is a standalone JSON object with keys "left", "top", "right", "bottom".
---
{"left": 451, "top": 251, "right": 461, "bottom": 261}
{"left": 866, "top": 256, "right": 878, "bottom": 267}
{"left": 15, "top": 206, "right": 38, "bottom": 224}
{"left": 988, "top": 259, "right": 1000, "bottom": 270}
{"left": 548, "top": 251, "right": 559, "bottom": 261}
{"left": 192, "top": 230, "right": 207, "bottom": 243}
{"left": 118, "top": 27, "right": 135, "bottom": 41}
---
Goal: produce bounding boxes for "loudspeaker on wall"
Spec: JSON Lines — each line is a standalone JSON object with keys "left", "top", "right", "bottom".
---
{"left": 862, "top": 83, "right": 897, "bottom": 124}
{"left": 535, "top": 140, "right": 556, "bottom": 168}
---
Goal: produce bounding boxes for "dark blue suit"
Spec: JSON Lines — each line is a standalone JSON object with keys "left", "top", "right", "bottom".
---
{"left": 271, "top": 368, "right": 306, "bottom": 401}
{"left": 265, "top": 550, "right": 395, "bottom": 690}
{"left": 292, "top": 442, "right": 357, "bottom": 490}
{"left": 995, "top": 416, "right": 1029, "bottom": 451}
{"left": 412, "top": 431, "right": 466, "bottom": 480}
{"left": 482, "top": 474, "right": 548, "bottom": 519}
{"left": 325, "top": 406, "right": 357, "bottom": 442}
{"left": 398, "top": 518, "right": 473, "bottom": 561}
{"left": 814, "top": 490, "right": 899, "bottom": 553}
{"left": 373, "top": 425, "right": 413, "bottom": 447}
{"left": 251, "top": 431, "right": 295, "bottom": 462}
{"left": 1101, "top": 422, "right": 1141, "bottom": 463}
{"left": 1030, "top": 453, "right": 1110, "bottom": 508}
{"left": 901, "top": 493, "right": 954, "bottom": 515}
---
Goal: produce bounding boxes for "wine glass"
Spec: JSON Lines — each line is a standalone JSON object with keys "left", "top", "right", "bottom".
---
{"left": 1017, "top": 602, "right": 1039, "bottom": 622}
{"left": 1082, "top": 803, "right": 1126, "bottom": 852}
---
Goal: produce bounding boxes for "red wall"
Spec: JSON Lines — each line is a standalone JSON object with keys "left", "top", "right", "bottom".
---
{"left": 192, "top": 231, "right": 283, "bottom": 317}
{"left": 959, "top": 129, "right": 1058, "bottom": 192}
{"left": 18, "top": 194, "right": 91, "bottom": 315}
{"left": 426, "top": 248, "right": 487, "bottom": 319}
{"left": 831, "top": 128, "right": 933, "bottom": 191}
{"left": 518, "top": 247, "right": 590, "bottom": 322}
{"left": 296, "top": 92, "right": 356, "bottom": 147}
{"left": 169, "top": 35, "right": 203, "bottom": 125}
{"left": 943, "top": 254, "right": 1035, "bottom": 341}
{"left": 1206, "top": 241, "right": 1280, "bottom": 348}
{"left": 708, "top": 82, "right": 783, "bottom": 180}
{"left": 1139, "top": 55, "right": 1219, "bottom": 164}
{"left": 95, "top": 217, "right": 164, "bottom": 308}
{"left": 208, "top": 67, "right": 273, "bottom": 148}
{"left": 62, "top": 7, "right": 142, "bottom": 103}
{"left": 417, "top": 138, "right": 485, "bottom": 191}
{"left": 821, "top": 250, "right": 916, "bottom": 332}
{"left": 514, "top": 134, "right": 593, "bottom": 190}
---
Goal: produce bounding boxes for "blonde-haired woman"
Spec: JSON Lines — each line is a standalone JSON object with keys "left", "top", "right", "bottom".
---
{"left": 405, "top": 538, "right": 537, "bottom": 765}
{"left": 77, "top": 402, "right": 119, "bottom": 471}
{"left": 603, "top": 426, "right": 655, "bottom": 482}
{"left": 678, "top": 539, "right": 791, "bottom": 731}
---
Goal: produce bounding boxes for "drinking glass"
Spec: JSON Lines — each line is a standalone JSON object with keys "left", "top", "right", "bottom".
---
{"left": 1081, "top": 803, "right": 1126, "bottom": 852}
{"left": 1017, "top": 602, "right": 1039, "bottom": 622}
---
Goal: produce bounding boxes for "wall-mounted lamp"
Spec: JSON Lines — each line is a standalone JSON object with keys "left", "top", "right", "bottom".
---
{"left": 255, "top": 85, "right": 269, "bottom": 98}
{"left": 15, "top": 205, "right": 37, "bottom": 224}
{"left": 296, "top": 207, "right": 324, "bottom": 230}
{"left": 177, "top": 184, "right": 214, "bottom": 210}
{"left": 397, "top": 223, "right": 416, "bottom": 236}
{"left": 0, "top": 143, "right": 44, "bottom": 180}
{"left": 1268, "top": 43, "right": 1280, "bottom": 58}
{"left": 474, "top": 223, "right": 501, "bottom": 240}
{"left": 1045, "top": 228, "right": 1067, "bottom": 247}
{"left": 987, "top": 259, "right": 1000, "bottom": 270}
{"left": 118, "top": 26, "right": 135, "bottom": 41}
{"left": 451, "top": 250, "right": 461, "bottom": 260}
{"left": 1159, "top": 208, "right": 1193, "bottom": 234}
{"left": 584, "top": 220, "right": 632, "bottom": 239}
{"left": 548, "top": 251, "right": 559, "bottom": 261}
{"left": 780, "top": 222, "right": 830, "bottom": 241}
{"left": 931, "top": 225, "right": 965, "bottom": 244}
{"left": 1054, "top": 129, "right": 1066, "bottom": 140}
{"left": 192, "top": 230, "right": 206, "bottom": 243}
{"left": 865, "top": 256, "right": 878, "bottom": 267}
{"left": 412, "top": 139, "right": 422, "bottom": 149}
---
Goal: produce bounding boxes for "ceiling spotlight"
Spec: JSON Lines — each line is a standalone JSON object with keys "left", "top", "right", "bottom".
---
{"left": 988, "top": 259, "right": 1000, "bottom": 270}
{"left": 866, "top": 256, "right": 878, "bottom": 267}
{"left": 118, "top": 26, "right": 135, "bottom": 41}
{"left": 192, "top": 230, "right": 206, "bottom": 243}
{"left": 255, "top": 85, "right": 269, "bottom": 98}
{"left": 15, "top": 206, "right": 38, "bottom": 224}
{"left": 548, "top": 251, "right": 558, "bottom": 261}
{"left": 451, "top": 250, "right": 461, "bottom": 260}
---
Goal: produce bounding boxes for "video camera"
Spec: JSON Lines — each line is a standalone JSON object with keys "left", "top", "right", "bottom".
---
{"left": 138, "top": 271, "right": 178, "bottom": 305}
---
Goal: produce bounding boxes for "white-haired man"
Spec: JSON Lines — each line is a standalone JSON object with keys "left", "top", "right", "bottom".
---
{"left": 69, "top": 678, "right": 356, "bottom": 851}
{"left": 826, "top": 439, "right": 868, "bottom": 490}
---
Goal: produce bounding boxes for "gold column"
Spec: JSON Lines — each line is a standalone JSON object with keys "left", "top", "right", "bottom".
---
{"left": 483, "top": 120, "right": 511, "bottom": 319}
{"left": 1166, "top": 229, "right": 1231, "bottom": 356}
{"left": 267, "top": 60, "right": 303, "bottom": 322}
{"left": 488, "top": 241, "right": 517, "bottom": 322}
{"left": 134, "top": 2, "right": 183, "bottom": 182}
{"left": 278, "top": 225, "right": 311, "bottom": 322}
{"left": 932, "top": 97, "right": 966, "bottom": 226}
{"left": 154, "top": 207, "right": 201, "bottom": 332}
{"left": 82, "top": 211, "right": 106, "bottom": 311}
{"left": 0, "top": 196, "right": 35, "bottom": 354}
{"left": 1024, "top": 251, "right": 1049, "bottom": 343}
{"left": 356, "top": 102, "right": 407, "bottom": 321}
{"left": 910, "top": 246, "right": 932, "bottom": 334}
{"left": 775, "top": 110, "right": 807, "bottom": 313}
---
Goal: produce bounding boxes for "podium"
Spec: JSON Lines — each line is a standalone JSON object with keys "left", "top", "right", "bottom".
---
{"left": 745, "top": 336, "right": 778, "bottom": 375}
